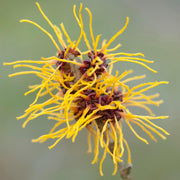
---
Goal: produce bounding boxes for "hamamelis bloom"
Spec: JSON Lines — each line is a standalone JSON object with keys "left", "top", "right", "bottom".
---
{"left": 4, "top": 2, "right": 169, "bottom": 176}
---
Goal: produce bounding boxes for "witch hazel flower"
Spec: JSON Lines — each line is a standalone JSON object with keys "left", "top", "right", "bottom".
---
{"left": 4, "top": 2, "right": 169, "bottom": 177}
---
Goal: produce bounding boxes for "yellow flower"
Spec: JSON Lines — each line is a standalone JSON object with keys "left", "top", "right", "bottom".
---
{"left": 4, "top": 2, "right": 169, "bottom": 176}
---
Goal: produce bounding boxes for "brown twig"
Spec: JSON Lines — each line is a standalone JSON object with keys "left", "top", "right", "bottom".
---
{"left": 97, "top": 120, "right": 133, "bottom": 179}
{"left": 109, "top": 142, "right": 132, "bottom": 180}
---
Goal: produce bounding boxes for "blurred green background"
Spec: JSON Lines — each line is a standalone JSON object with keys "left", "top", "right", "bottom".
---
{"left": 1, "top": 0, "right": 180, "bottom": 179}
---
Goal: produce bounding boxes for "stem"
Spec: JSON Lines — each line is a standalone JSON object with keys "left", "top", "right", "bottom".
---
{"left": 97, "top": 120, "right": 133, "bottom": 179}
{"left": 109, "top": 142, "right": 132, "bottom": 180}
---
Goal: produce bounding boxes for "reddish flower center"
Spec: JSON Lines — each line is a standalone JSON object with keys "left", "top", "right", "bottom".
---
{"left": 74, "top": 89, "right": 123, "bottom": 123}
{"left": 79, "top": 51, "right": 108, "bottom": 76}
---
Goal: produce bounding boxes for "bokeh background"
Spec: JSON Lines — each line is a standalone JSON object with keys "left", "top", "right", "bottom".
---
{"left": 1, "top": 0, "right": 180, "bottom": 179}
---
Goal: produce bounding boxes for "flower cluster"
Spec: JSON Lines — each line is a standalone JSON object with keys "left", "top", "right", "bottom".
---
{"left": 4, "top": 3, "right": 169, "bottom": 176}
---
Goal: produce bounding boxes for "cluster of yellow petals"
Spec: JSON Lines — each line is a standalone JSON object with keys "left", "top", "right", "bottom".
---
{"left": 4, "top": 2, "right": 169, "bottom": 176}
